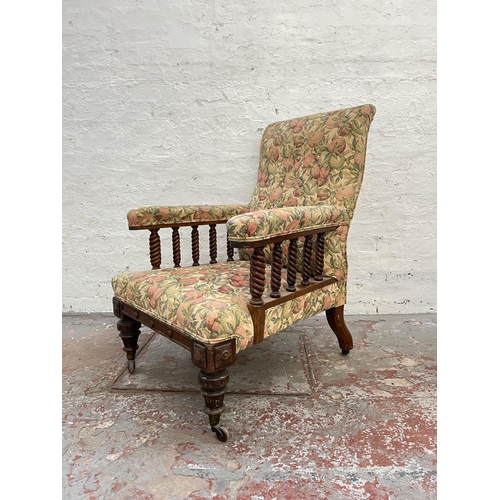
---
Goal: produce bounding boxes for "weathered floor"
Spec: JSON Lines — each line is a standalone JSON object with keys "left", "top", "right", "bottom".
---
{"left": 62, "top": 313, "right": 437, "bottom": 499}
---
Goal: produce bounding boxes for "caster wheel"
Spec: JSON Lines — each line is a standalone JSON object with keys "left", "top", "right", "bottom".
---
{"left": 341, "top": 349, "right": 350, "bottom": 355}
{"left": 211, "top": 425, "right": 229, "bottom": 442}
{"left": 128, "top": 359, "right": 136, "bottom": 373}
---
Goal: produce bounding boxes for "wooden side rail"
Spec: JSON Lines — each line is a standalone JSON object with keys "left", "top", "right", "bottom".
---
{"left": 245, "top": 228, "right": 338, "bottom": 306}
{"left": 231, "top": 224, "right": 344, "bottom": 345}
{"left": 135, "top": 219, "right": 345, "bottom": 347}
{"left": 143, "top": 221, "right": 232, "bottom": 269}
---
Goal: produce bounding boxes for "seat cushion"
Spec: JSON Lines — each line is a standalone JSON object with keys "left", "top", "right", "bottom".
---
{"left": 112, "top": 261, "right": 345, "bottom": 352}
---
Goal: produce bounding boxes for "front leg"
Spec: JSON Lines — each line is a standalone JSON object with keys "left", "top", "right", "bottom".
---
{"left": 117, "top": 316, "right": 141, "bottom": 373}
{"left": 198, "top": 369, "right": 230, "bottom": 442}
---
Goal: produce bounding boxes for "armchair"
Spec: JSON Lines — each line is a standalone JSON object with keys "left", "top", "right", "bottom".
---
{"left": 111, "top": 104, "right": 376, "bottom": 441}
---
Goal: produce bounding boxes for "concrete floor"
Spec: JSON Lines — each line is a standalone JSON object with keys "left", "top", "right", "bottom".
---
{"left": 62, "top": 313, "right": 437, "bottom": 499}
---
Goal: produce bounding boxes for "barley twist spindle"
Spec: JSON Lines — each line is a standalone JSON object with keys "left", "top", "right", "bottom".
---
{"left": 314, "top": 232, "right": 325, "bottom": 281}
{"left": 286, "top": 239, "right": 298, "bottom": 292}
{"left": 149, "top": 228, "right": 161, "bottom": 270}
{"left": 250, "top": 247, "right": 266, "bottom": 306}
{"left": 191, "top": 226, "right": 200, "bottom": 266}
{"left": 300, "top": 235, "right": 313, "bottom": 287}
{"left": 270, "top": 242, "right": 283, "bottom": 298}
{"left": 227, "top": 234, "right": 235, "bottom": 262}
{"left": 172, "top": 227, "right": 181, "bottom": 268}
{"left": 209, "top": 224, "right": 217, "bottom": 264}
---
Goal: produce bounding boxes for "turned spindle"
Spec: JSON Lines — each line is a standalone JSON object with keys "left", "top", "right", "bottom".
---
{"left": 286, "top": 239, "right": 298, "bottom": 292}
{"left": 149, "top": 228, "right": 161, "bottom": 270}
{"left": 300, "top": 235, "right": 313, "bottom": 286}
{"left": 191, "top": 226, "right": 200, "bottom": 266}
{"left": 209, "top": 224, "right": 217, "bottom": 264}
{"left": 314, "top": 232, "right": 325, "bottom": 281}
{"left": 227, "top": 234, "right": 235, "bottom": 262}
{"left": 270, "top": 242, "right": 283, "bottom": 298}
{"left": 172, "top": 227, "right": 181, "bottom": 268}
{"left": 250, "top": 247, "right": 266, "bottom": 306}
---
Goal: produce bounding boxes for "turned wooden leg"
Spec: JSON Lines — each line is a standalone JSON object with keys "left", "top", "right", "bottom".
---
{"left": 326, "top": 305, "right": 354, "bottom": 355}
{"left": 117, "top": 317, "right": 141, "bottom": 373}
{"left": 198, "top": 369, "right": 230, "bottom": 442}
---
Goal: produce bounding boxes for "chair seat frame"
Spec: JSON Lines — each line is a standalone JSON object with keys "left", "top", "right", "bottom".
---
{"left": 113, "top": 218, "right": 353, "bottom": 441}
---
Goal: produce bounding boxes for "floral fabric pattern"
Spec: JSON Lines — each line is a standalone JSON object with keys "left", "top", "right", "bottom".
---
{"left": 112, "top": 105, "right": 376, "bottom": 353}
{"left": 113, "top": 262, "right": 254, "bottom": 351}
{"left": 265, "top": 280, "right": 346, "bottom": 338}
{"left": 127, "top": 204, "right": 250, "bottom": 229}
{"left": 227, "top": 205, "right": 349, "bottom": 243}
{"left": 250, "top": 105, "right": 375, "bottom": 215}
{"left": 112, "top": 261, "right": 346, "bottom": 352}
{"left": 246, "top": 104, "right": 376, "bottom": 276}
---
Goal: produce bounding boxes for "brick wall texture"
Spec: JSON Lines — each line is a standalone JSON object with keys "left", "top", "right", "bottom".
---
{"left": 62, "top": 0, "right": 436, "bottom": 314}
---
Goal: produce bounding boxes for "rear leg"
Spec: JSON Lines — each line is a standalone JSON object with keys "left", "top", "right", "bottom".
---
{"left": 326, "top": 305, "right": 353, "bottom": 355}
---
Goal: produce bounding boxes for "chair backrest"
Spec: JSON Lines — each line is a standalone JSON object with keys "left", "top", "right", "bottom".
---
{"left": 248, "top": 104, "right": 376, "bottom": 277}
{"left": 249, "top": 104, "right": 376, "bottom": 218}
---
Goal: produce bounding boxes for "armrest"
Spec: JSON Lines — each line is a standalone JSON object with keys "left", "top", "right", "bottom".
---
{"left": 127, "top": 204, "right": 250, "bottom": 230}
{"left": 227, "top": 205, "right": 349, "bottom": 246}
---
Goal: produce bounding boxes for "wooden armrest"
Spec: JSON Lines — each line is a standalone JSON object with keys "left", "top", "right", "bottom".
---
{"left": 231, "top": 207, "right": 348, "bottom": 343}
{"left": 127, "top": 204, "right": 250, "bottom": 230}
{"left": 226, "top": 205, "right": 349, "bottom": 247}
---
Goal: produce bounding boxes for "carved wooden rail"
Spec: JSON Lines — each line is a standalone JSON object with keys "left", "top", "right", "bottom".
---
{"left": 230, "top": 224, "right": 344, "bottom": 344}
{"left": 130, "top": 221, "right": 235, "bottom": 269}
{"left": 246, "top": 231, "right": 338, "bottom": 306}
{"left": 130, "top": 219, "right": 345, "bottom": 346}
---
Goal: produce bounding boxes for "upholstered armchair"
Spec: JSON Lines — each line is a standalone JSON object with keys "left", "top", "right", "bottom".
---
{"left": 111, "top": 104, "right": 376, "bottom": 441}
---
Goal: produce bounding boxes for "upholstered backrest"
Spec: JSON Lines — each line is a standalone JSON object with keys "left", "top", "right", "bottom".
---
{"left": 249, "top": 104, "right": 376, "bottom": 217}
{"left": 248, "top": 104, "right": 376, "bottom": 277}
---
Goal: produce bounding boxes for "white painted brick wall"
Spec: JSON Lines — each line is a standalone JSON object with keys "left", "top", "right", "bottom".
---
{"left": 62, "top": 0, "right": 436, "bottom": 314}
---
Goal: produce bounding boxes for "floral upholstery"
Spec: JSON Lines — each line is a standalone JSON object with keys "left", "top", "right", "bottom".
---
{"left": 227, "top": 205, "right": 349, "bottom": 243}
{"left": 112, "top": 105, "right": 376, "bottom": 351}
{"left": 112, "top": 261, "right": 345, "bottom": 352}
{"left": 249, "top": 105, "right": 375, "bottom": 215}
{"left": 127, "top": 204, "right": 250, "bottom": 229}
{"left": 242, "top": 104, "right": 376, "bottom": 276}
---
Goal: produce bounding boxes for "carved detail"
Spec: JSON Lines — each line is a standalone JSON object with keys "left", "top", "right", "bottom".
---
{"left": 286, "top": 238, "right": 298, "bottom": 292}
{"left": 193, "top": 343, "right": 207, "bottom": 368}
{"left": 172, "top": 227, "right": 181, "bottom": 267}
{"left": 214, "top": 345, "right": 232, "bottom": 370}
{"left": 250, "top": 247, "right": 266, "bottom": 306}
{"left": 198, "top": 369, "right": 229, "bottom": 427}
{"left": 149, "top": 229, "right": 161, "bottom": 270}
{"left": 270, "top": 242, "right": 283, "bottom": 298}
{"left": 191, "top": 226, "right": 200, "bottom": 266}
{"left": 209, "top": 224, "right": 217, "bottom": 264}
{"left": 300, "top": 234, "right": 313, "bottom": 286}
{"left": 314, "top": 232, "right": 325, "bottom": 281}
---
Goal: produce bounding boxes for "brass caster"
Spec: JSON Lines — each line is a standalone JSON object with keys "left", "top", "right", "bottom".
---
{"left": 211, "top": 425, "right": 229, "bottom": 442}
{"left": 341, "top": 349, "right": 350, "bottom": 355}
{"left": 128, "top": 359, "right": 136, "bottom": 373}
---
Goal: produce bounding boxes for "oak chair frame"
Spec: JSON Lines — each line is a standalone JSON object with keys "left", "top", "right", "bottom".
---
{"left": 112, "top": 104, "right": 376, "bottom": 441}
{"left": 113, "top": 218, "right": 353, "bottom": 441}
